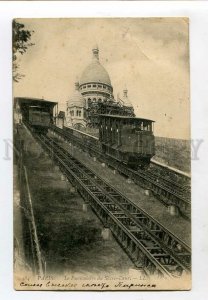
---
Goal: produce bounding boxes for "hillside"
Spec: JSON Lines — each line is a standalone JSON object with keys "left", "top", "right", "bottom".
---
{"left": 154, "top": 136, "right": 191, "bottom": 174}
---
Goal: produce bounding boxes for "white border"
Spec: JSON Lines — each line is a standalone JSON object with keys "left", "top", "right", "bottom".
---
{"left": 0, "top": 1, "right": 208, "bottom": 300}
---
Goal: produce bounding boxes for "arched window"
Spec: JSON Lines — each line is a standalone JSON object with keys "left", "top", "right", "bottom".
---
{"left": 93, "top": 98, "right": 96, "bottom": 102}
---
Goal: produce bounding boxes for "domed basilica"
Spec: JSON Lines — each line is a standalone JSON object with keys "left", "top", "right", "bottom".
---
{"left": 66, "top": 46, "right": 134, "bottom": 129}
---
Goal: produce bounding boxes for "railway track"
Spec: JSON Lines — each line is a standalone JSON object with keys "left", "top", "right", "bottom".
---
{"left": 149, "top": 162, "right": 190, "bottom": 193}
{"left": 33, "top": 131, "right": 191, "bottom": 279}
{"left": 144, "top": 168, "right": 190, "bottom": 194}
{"left": 50, "top": 125, "right": 191, "bottom": 219}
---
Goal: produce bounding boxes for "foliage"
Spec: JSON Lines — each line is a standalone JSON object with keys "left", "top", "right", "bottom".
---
{"left": 13, "top": 20, "right": 34, "bottom": 82}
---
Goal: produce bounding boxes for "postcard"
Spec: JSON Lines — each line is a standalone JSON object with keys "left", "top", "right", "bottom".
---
{"left": 13, "top": 17, "right": 191, "bottom": 290}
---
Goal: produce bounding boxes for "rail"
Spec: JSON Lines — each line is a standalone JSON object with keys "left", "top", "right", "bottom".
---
{"left": 50, "top": 125, "right": 191, "bottom": 218}
{"left": 33, "top": 131, "right": 191, "bottom": 279}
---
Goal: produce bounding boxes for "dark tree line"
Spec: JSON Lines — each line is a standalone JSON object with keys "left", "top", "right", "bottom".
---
{"left": 13, "top": 20, "right": 34, "bottom": 82}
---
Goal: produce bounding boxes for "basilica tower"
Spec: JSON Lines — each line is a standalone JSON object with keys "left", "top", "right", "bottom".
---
{"left": 79, "top": 46, "right": 114, "bottom": 109}
{"left": 66, "top": 46, "right": 134, "bottom": 129}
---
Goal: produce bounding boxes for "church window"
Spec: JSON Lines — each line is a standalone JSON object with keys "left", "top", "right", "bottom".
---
{"left": 76, "top": 110, "right": 81, "bottom": 117}
{"left": 93, "top": 98, "right": 96, "bottom": 102}
{"left": 93, "top": 84, "right": 96, "bottom": 88}
{"left": 103, "top": 85, "right": 106, "bottom": 89}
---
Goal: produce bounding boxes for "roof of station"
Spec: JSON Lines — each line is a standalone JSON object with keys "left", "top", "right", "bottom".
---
{"left": 99, "top": 114, "right": 155, "bottom": 123}
{"left": 14, "top": 97, "right": 58, "bottom": 108}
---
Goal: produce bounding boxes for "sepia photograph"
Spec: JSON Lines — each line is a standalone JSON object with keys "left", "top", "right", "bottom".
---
{"left": 13, "top": 17, "right": 191, "bottom": 291}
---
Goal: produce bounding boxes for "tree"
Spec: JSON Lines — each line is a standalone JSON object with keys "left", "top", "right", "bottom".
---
{"left": 13, "top": 20, "right": 34, "bottom": 82}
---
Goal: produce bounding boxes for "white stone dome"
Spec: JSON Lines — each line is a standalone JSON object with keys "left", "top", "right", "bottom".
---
{"left": 68, "top": 82, "right": 85, "bottom": 107}
{"left": 80, "top": 47, "right": 111, "bottom": 86}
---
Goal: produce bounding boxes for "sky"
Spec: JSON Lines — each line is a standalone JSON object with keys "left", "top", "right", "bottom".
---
{"left": 14, "top": 18, "right": 190, "bottom": 139}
